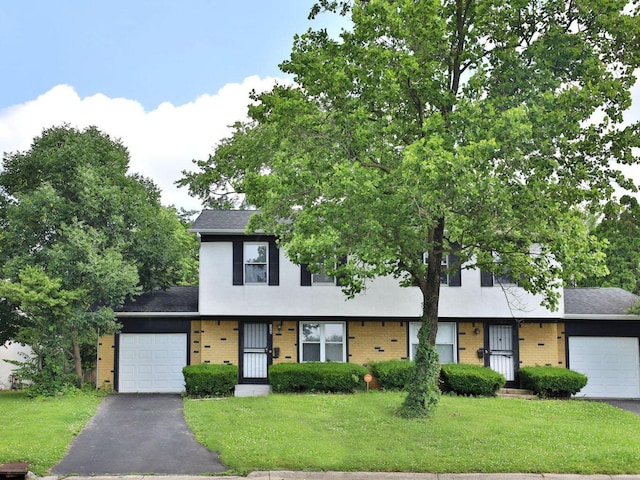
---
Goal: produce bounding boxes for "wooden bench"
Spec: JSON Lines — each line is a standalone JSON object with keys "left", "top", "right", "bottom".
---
{"left": 0, "top": 463, "right": 29, "bottom": 480}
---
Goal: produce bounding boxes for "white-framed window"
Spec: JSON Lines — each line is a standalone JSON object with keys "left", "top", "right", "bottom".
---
{"left": 300, "top": 322, "right": 346, "bottom": 362}
{"left": 423, "top": 252, "right": 450, "bottom": 285}
{"left": 312, "top": 265, "right": 336, "bottom": 285}
{"left": 409, "top": 322, "right": 457, "bottom": 364}
{"left": 244, "top": 242, "right": 268, "bottom": 284}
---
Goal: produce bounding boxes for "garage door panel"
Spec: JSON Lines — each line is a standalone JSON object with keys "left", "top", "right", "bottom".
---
{"left": 119, "top": 333, "right": 187, "bottom": 393}
{"left": 569, "top": 337, "right": 640, "bottom": 399}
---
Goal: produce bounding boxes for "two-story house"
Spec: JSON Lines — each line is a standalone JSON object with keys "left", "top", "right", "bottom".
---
{"left": 96, "top": 210, "right": 640, "bottom": 398}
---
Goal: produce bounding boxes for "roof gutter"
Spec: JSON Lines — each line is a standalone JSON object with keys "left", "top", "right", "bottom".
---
{"left": 564, "top": 314, "right": 640, "bottom": 321}
{"left": 116, "top": 312, "right": 199, "bottom": 317}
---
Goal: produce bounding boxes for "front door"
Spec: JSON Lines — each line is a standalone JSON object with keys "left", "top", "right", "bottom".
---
{"left": 487, "top": 324, "right": 516, "bottom": 382}
{"left": 240, "top": 322, "right": 272, "bottom": 384}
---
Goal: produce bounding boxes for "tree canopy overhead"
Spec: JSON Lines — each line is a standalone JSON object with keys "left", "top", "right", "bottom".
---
{"left": 181, "top": 0, "right": 640, "bottom": 416}
{"left": 0, "top": 125, "right": 198, "bottom": 391}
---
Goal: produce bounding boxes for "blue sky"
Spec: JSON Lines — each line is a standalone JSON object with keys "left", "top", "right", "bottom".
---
{"left": 1, "top": 1, "right": 329, "bottom": 111}
{"left": 1, "top": 2, "right": 639, "bottom": 211}
{"left": 0, "top": 1, "right": 343, "bottom": 210}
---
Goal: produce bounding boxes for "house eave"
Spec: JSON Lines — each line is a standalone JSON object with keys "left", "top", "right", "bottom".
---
{"left": 188, "top": 228, "right": 247, "bottom": 234}
{"left": 564, "top": 314, "right": 640, "bottom": 321}
{"left": 116, "top": 312, "right": 199, "bottom": 317}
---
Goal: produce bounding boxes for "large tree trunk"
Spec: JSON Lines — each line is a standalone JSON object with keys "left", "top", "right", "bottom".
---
{"left": 398, "top": 219, "right": 444, "bottom": 418}
{"left": 71, "top": 336, "right": 84, "bottom": 386}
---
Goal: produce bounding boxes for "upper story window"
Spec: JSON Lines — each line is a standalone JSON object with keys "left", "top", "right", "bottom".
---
{"left": 480, "top": 254, "right": 517, "bottom": 287}
{"left": 422, "top": 251, "right": 461, "bottom": 287}
{"left": 300, "top": 259, "right": 345, "bottom": 287}
{"left": 244, "top": 242, "right": 268, "bottom": 284}
{"left": 312, "top": 265, "right": 336, "bottom": 285}
{"left": 232, "top": 238, "right": 279, "bottom": 286}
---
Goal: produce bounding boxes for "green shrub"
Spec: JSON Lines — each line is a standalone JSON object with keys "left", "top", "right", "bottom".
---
{"left": 182, "top": 364, "right": 238, "bottom": 397}
{"left": 518, "top": 366, "right": 587, "bottom": 398}
{"left": 269, "top": 362, "right": 368, "bottom": 393}
{"left": 440, "top": 363, "right": 506, "bottom": 396}
{"left": 369, "top": 359, "right": 414, "bottom": 390}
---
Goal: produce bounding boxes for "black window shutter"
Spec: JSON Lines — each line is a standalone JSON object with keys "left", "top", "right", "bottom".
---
{"left": 300, "top": 264, "right": 312, "bottom": 286}
{"left": 448, "top": 252, "right": 462, "bottom": 287}
{"left": 480, "top": 269, "right": 494, "bottom": 287}
{"left": 268, "top": 239, "right": 279, "bottom": 286}
{"left": 232, "top": 240, "right": 243, "bottom": 285}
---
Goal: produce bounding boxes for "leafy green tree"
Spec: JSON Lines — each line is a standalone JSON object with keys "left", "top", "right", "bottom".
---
{"left": 581, "top": 195, "right": 640, "bottom": 295}
{"left": 0, "top": 125, "right": 194, "bottom": 389}
{"left": 181, "top": 0, "right": 639, "bottom": 416}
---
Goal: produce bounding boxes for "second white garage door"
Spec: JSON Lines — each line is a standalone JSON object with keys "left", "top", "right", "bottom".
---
{"left": 119, "top": 333, "right": 187, "bottom": 393}
{"left": 569, "top": 336, "right": 640, "bottom": 399}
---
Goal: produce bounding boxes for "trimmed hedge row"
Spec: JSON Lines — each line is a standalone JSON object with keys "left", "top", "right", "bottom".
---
{"left": 518, "top": 366, "right": 587, "bottom": 398}
{"left": 269, "top": 362, "right": 368, "bottom": 393}
{"left": 370, "top": 360, "right": 506, "bottom": 396}
{"left": 183, "top": 364, "right": 238, "bottom": 397}
{"left": 369, "top": 359, "right": 413, "bottom": 390}
{"left": 440, "top": 363, "right": 506, "bottom": 396}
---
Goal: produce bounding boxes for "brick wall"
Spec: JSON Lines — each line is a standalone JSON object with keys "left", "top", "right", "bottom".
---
{"left": 97, "top": 334, "right": 115, "bottom": 390}
{"left": 196, "top": 320, "right": 239, "bottom": 365}
{"left": 519, "top": 322, "right": 566, "bottom": 367}
{"left": 273, "top": 320, "right": 298, "bottom": 363}
{"left": 457, "top": 322, "right": 485, "bottom": 365}
{"left": 347, "top": 320, "right": 408, "bottom": 365}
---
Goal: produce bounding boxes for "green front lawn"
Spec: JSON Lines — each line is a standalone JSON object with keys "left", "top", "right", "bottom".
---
{"left": 184, "top": 392, "right": 640, "bottom": 475}
{"left": 0, "top": 391, "right": 102, "bottom": 476}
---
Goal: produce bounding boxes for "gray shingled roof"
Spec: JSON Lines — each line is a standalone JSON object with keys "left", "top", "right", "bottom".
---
{"left": 118, "top": 286, "right": 199, "bottom": 313}
{"left": 189, "top": 210, "right": 257, "bottom": 233}
{"left": 564, "top": 287, "right": 639, "bottom": 315}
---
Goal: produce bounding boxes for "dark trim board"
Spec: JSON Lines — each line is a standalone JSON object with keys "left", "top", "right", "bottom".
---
{"left": 119, "top": 317, "right": 193, "bottom": 333}
{"left": 565, "top": 320, "right": 640, "bottom": 337}
{"left": 201, "top": 234, "right": 276, "bottom": 243}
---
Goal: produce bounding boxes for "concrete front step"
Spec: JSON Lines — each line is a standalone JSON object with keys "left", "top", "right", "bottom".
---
{"left": 498, "top": 388, "right": 538, "bottom": 400}
{"left": 234, "top": 384, "right": 272, "bottom": 397}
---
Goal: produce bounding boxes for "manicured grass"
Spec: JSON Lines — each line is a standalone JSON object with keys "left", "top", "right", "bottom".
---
{"left": 0, "top": 391, "right": 102, "bottom": 476}
{"left": 184, "top": 392, "right": 640, "bottom": 475}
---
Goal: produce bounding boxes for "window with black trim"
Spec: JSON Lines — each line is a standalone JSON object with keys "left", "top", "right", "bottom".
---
{"left": 300, "top": 322, "right": 345, "bottom": 362}
{"left": 232, "top": 238, "right": 279, "bottom": 286}
{"left": 244, "top": 242, "right": 268, "bottom": 284}
{"left": 409, "top": 322, "right": 457, "bottom": 363}
{"left": 423, "top": 251, "right": 462, "bottom": 287}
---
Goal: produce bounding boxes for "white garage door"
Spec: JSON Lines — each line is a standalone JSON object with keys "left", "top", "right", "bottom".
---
{"left": 569, "top": 337, "right": 640, "bottom": 399}
{"left": 119, "top": 333, "right": 187, "bottom": 393}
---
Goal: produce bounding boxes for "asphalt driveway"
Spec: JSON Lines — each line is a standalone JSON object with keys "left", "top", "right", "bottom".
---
{"left": 604, "top": 399, "right": 640, "bottom": 415}
{"left": 53, "top": 394, "right": 227, "bottom": 475}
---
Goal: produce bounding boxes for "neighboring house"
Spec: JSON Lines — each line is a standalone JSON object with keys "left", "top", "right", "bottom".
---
{"left": 96, "top": 210, "right": 640, "bottom": 399}
{"left": 0, "top": 341, "right": 32, "bottom": 390}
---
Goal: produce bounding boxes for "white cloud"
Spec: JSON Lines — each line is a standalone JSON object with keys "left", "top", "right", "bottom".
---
{"left": 1, "top": 75, "right": 639, "bottom": 212}
{"left": 0, "top": 76, "right": 286, "bottom": 211}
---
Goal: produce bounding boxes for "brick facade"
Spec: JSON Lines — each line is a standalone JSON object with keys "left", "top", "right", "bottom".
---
{"left": 99, "top": 317, "right": 570, "bottom": 391}
{"left": 347, "top": 321, "right": 408, "bottom": 365}
{"left": 97, "top": 334, "right": 115, "bottom": 390}
{"left": 197, "top": 320, "right": 239, "bottom": 365}
{"left": 457, "top": 322, "right": 485, "bottom": 366}
{"left": 518, "top": 321, "right": 565, "bottom": 367}
{"left": 272, "top": 320, "right": 298, "bottom": 363}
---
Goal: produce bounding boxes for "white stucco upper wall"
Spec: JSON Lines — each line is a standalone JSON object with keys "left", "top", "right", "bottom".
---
{"left": 198, "top": 241, "right": 562, "bottom": 319}
{"left": 0, "top": 342, "right": 32, "bottom": 390}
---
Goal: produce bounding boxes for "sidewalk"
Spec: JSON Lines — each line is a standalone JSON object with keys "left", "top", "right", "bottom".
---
{"left": 37, "top": 472, "right": 640, "bottom": 480}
